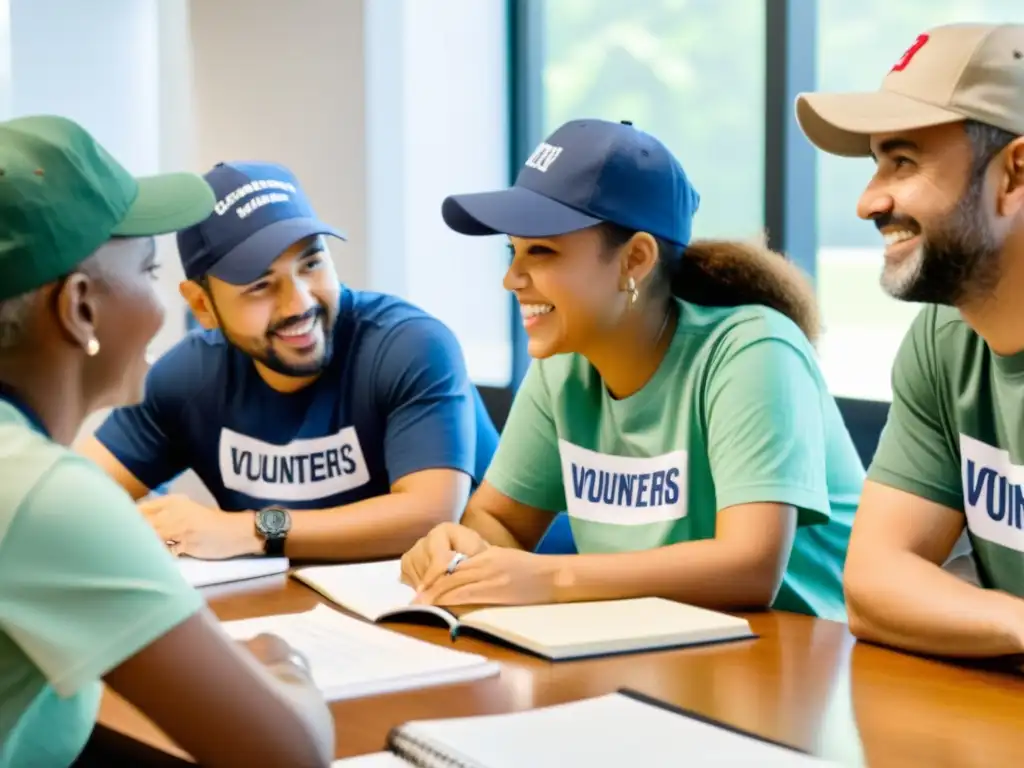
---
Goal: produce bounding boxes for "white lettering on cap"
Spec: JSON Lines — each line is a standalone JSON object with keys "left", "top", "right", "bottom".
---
{"left": 213, "top": 179, "right": 299, "bottom": 216}
{"left": 236, "top": 192, "right": 290, "bottom": 219}
{"left": 524, "top": 142, "right": 563, "bottom": 173}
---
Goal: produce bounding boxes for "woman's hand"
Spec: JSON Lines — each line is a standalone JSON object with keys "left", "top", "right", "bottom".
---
{"left": 400, "top": 522, "right": 491, "bottom": 592}
{"left": 412, "top": 547, "right": 563, "bottom": 608}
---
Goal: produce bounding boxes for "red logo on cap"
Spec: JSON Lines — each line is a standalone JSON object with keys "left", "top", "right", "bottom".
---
{"left": 891, "top": 34, "right": 930, "bottom": 72}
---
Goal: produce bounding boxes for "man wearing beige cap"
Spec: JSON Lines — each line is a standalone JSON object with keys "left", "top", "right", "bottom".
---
{"left": 796, "top": 22, "right": 1024, "bottom": 664}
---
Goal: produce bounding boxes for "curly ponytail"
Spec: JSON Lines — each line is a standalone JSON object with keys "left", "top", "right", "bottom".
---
{"left": 599, "top": 224, "right": 820, "bottom": 345}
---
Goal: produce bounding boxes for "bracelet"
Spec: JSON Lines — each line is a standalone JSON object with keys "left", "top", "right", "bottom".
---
{"left": 267, "top": 651, "right": 312, "bottom": 681}
{"left": 286, "top": 650, "right": 312, "bottom": 676}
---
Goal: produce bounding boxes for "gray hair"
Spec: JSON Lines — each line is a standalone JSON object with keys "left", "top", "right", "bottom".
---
{"left": 964, "top": 119, "right": 1018, "bottom": 177}
{"left": 0, "top": 244, "right": 120, "bottom": 354}
{"left": 0, "top": 290, "right": 40, "bottom": 353}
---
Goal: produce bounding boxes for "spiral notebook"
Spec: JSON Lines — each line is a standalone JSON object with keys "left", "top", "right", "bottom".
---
{"left": 330, "top": 690, "right": 840, "bottom": 767}
{"left": 292, "top": 559, "right": 755, "bottom": 660}
{"left": 220, "top": 604, "right": 499, "bottom": 701}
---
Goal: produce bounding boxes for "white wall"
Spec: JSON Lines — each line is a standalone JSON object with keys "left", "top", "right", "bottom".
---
{"left": 188, "top": 0, "right": 512, "bottom": 385}
{"left": 3, "top": 0, "right": 189, "bottom": 441}
{"left": 0, "top": 1, "right": 12, "bottom": 119}
{"left": 187, "top": 0, "right": 371, "bottom": 291}
{"left": 369, "top": 0, "right": 512, "bottom": 385}
{"left": 3, "top": 0, "right": 512, "bottom": 495}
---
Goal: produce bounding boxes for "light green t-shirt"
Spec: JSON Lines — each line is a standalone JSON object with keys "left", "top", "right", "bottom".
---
{"left": 0, "top": 401, "right": 204, "bottom": 767}
{"left": 485, "top": 299, "right": 863, "bottom": 622}
{"left": 869, "top": 304, "right": 1024, "bottom": 594}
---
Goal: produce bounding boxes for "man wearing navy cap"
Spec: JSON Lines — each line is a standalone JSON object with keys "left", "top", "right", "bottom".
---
{"left": 80, "top": 161, "right": 498, "bottom": 561}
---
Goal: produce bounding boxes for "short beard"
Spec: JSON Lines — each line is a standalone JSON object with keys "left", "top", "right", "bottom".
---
{"left": 881, "top": 174, "right": 1002, "bottom": 307}
{"left": 203, "top": 289, "right": 336, "bottom": 377}
{"left": 881, "top": 121, "right": 1015, "bottom": 307}
{"left": 240, "top": 321, "right": 335, "bottom": 377}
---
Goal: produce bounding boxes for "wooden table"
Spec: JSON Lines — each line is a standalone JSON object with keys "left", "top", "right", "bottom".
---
{"left": 94, "top": 574, "right": 1024, "bottom": 767}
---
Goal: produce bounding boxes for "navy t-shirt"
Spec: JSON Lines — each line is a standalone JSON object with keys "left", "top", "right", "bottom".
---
{"left": 95, "top": 286, "right": 498, "bottom": 512}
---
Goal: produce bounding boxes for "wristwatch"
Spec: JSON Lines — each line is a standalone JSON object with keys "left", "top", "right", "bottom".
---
{"left": 255, "top": 506, "right": 291, "bottom": 556}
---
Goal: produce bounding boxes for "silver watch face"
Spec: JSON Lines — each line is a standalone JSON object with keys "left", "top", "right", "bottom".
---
{"left": 259, "top": 507, "right": 290, "bottom": 536}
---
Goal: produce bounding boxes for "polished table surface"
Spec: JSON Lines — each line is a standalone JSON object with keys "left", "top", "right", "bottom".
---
{"left": 95, "top": 574, "right": 1024, "bottom": 767}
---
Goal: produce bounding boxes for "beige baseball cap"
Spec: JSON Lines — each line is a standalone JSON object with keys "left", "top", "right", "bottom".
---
{"left": 796, "top": 23, "right": 1024, "bottom": 157}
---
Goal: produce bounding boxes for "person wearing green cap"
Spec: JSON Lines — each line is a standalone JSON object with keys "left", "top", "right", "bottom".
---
{"left": 0, "top": 116, "right": 333, "bottom": 766}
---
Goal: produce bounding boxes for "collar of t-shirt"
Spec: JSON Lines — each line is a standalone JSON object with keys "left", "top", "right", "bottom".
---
{"left": 0, "top": 384, "right": 50, "bottom": 438}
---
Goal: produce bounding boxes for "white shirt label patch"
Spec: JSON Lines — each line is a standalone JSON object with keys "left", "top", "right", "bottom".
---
{"left": 960, "top": 434, "right": 1024, "bottom": 553}
{"left": 219, "top": 427, "right": 370, "bottom": 502}
{"left": 558, "top": 439, "right": 687, "bottom": 525}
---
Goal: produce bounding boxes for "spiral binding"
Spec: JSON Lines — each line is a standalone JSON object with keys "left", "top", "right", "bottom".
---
{"left": 387, "top": 726, "right": 477, "bottom": 768}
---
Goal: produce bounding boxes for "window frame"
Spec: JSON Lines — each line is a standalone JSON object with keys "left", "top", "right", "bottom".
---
{"left": 499, "top": 0, "right": 888, "bottom": 457}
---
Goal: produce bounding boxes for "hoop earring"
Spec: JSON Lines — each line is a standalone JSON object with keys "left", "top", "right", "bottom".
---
{"left": 85, "top": 337, "right": 100, "bottom": 357}
{"left": 626, "top": 276, "right": 639, "bottom": 306}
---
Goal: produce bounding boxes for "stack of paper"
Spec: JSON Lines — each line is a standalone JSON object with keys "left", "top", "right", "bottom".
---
{"left": 221, "top": 604, "right": 500, "bottom": 701}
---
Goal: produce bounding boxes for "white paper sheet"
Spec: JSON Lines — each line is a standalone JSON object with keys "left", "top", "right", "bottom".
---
{"left": 294, "top": 559, "right": 417, "bottom": 621}
{"left": 177, "top": 556, "right": 290, "bottom": 588}
{"left": 331, "top": 753, "right": 410, "bottom": 767}
{"left": 395, "top": 692, "right": 841, "bottom": 768}
{"left": 221, "top": 604, "right": 499, "bottom": 701}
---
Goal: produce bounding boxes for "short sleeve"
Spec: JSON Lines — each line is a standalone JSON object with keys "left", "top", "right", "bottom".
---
{"left": 704, "top": 331, "right": 832, "bottom": 527}
{"left": 93, "top": 342, "right": 193, "bottom": 490}
{"left": 374, "top": 318, "right": 478, "bottom": 484}
{"left": 867, "top": 308, "right": 962, "bottom": 511}
{"left": 0, "top": 458, "right": 204, "bottom": 697}
{"left": 483, "top": 362, "right": 566, "bottom": 512}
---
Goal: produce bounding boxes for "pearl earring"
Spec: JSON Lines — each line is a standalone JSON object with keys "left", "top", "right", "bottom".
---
{"left": 85, "top": 338, "right": 100, "bottom": 357}
{"left": 626, "top": 276, "right": 639, "bottom": 306}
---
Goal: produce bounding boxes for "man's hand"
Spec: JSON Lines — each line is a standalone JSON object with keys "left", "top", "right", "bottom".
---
{"left": 412, "top": 546, "right": 562, "bottom": 608}
{"left": 139, "top": 494, "right": 261, "bottom": 560}
{"left": 400, "top": 522, "right": 491, "bottom": 592}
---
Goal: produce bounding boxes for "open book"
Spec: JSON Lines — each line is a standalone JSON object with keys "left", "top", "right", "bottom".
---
{"left": 177, "top": 555, "right": 290, "bottom": 588}
{"left": 292, "top": 559, "right": 755, "bottom": 661}
{"left": 221, "top": 604, "right": 499, "bottom": 701}
{"left": 330, "top": 690, "right": 841, "bottom": 767}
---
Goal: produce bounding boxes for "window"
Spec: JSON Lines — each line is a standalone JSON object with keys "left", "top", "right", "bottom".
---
{"left": 363, "top": 0, "right": 512, "bottom": 389}
{"left": 815, "top": 2, "right": 1024, "bottom": 401}
{"left": 0, "top": 1, "right": 9, "bottom": 119}
{"left": 540, "top": 0, "right": 766, "bottom": 240}
{"left": 396, "top": 0, "right": 512, "bottom": 388}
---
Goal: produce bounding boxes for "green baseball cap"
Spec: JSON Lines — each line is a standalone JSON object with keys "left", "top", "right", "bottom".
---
{"left": 0, "top": 114, "right": 216, "bottom": 301}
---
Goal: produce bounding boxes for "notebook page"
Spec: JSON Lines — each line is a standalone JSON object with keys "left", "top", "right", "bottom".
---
{"left": 221, "top": 604, "right": 499, "bottom": 701}
{"left": 396, "top": 692, "right": 838, "bottom": 768}
{"left": 294, "top": 560, "right": 417, "bottom": 620}
{"left": 177, "top": 556, "right": 289, "bottom": 588}
{"left": 331, "top": 753, "right": 410, "bottom": 767}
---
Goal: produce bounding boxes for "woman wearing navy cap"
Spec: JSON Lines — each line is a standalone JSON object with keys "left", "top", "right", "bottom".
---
{"left": 401, "top": 118, "right": 862, "bottom": 621}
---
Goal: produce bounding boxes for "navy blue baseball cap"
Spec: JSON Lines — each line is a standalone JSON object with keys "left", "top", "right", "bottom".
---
{"left": 442, "top": 119, "right": 701, "bottom": 246}
{"left": 176, "top": 161, "right": 346, "bottom": 285}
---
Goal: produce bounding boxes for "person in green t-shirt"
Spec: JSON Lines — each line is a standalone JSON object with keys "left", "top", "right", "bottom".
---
{"left": 795, "top": 22, "right": 1024, "bottom": 661}
{"left": 0, "top": 115, "right": 333, "bottom": 767}
{"left": 400, "top": 118, "right": 864, "bottom": 622}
